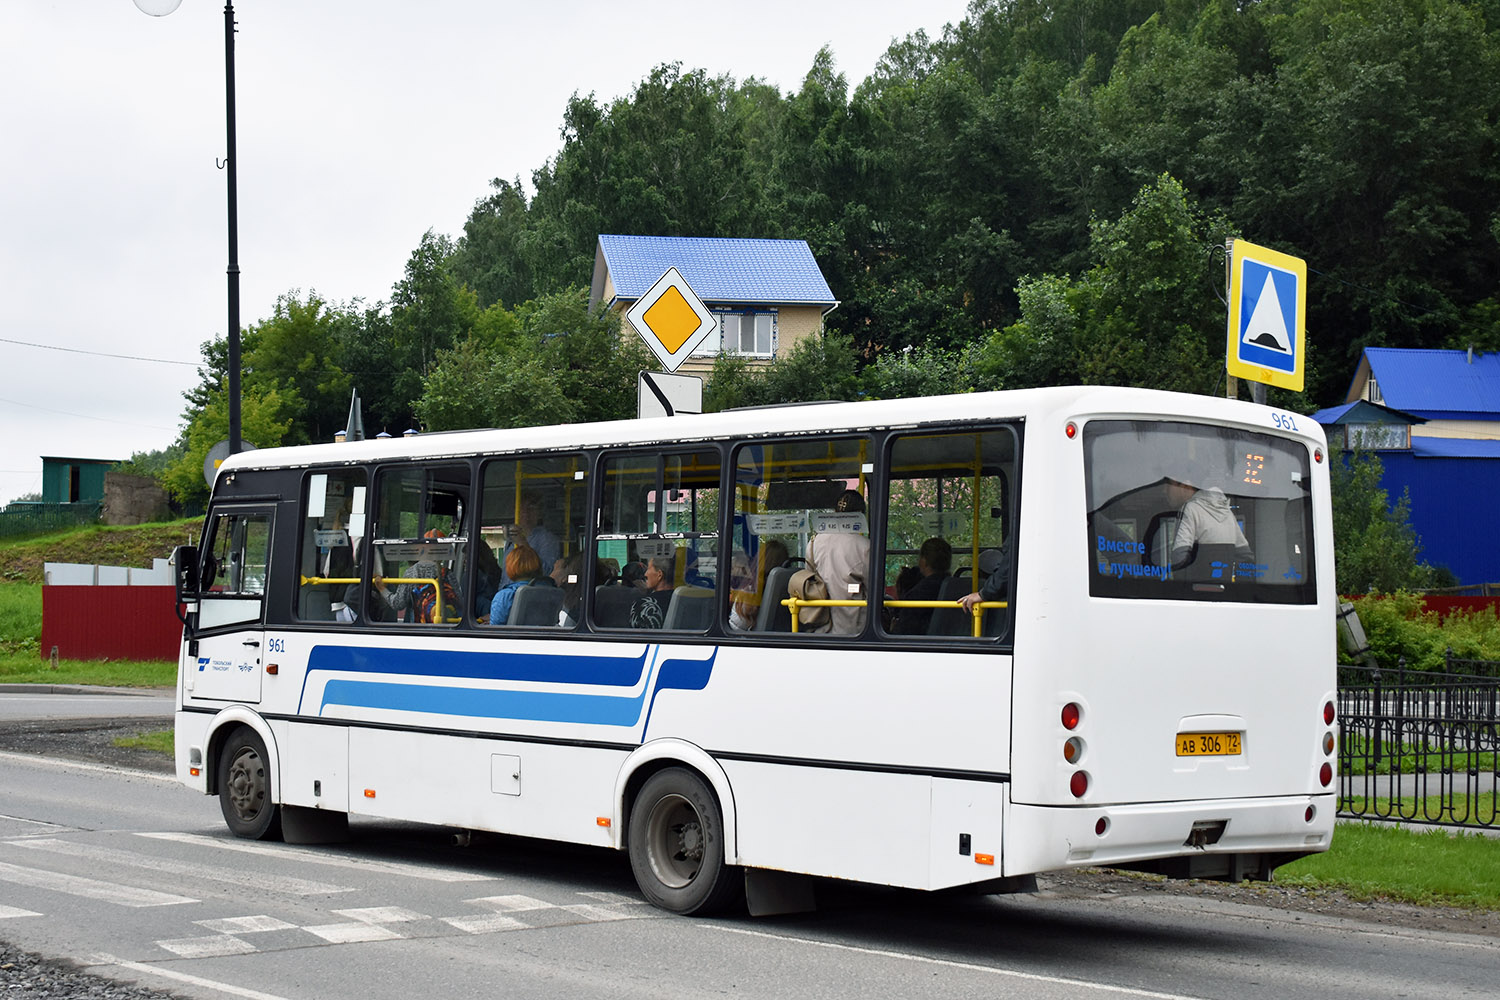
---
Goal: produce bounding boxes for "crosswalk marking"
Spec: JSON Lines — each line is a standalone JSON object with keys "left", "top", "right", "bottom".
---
{"left": 331, "top": 906, "right": 427, "bottom": 923}
{"left": 466, "top": 894, "right": 554, "bottom": 913}
{"left": 303, "top": 922, "right": 404, "bottom": 944}
{"left": 196, "top": 915, "right": 298, "bottom": 934}
{"left": 439, "top": 913, "right": 530, "bottom": 934}
{"left": 0, "top": 859, "right": 195, "bottom": 907}
{"left": 135, "top": 831, "right": 493, "bottom": 882}
{"left": 156, "top": 935, "right": 260, "bottom": 959}
{"left": 7, "top": 838, "right": 353, "bottom": 896}
{"left": 148, "top": 891, "right": 656, "bottom": 957}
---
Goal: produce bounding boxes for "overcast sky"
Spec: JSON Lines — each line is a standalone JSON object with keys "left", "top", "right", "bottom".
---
{"left": 0, "top": 0, "right": 971, "bottom": 505}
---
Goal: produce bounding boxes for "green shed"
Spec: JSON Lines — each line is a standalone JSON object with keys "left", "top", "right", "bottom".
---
{"left": 40, "top": 456, "right": 119, "bottom": 504}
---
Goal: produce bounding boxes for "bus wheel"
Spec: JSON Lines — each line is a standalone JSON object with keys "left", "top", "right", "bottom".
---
{"left": 628, "top": 768, "right": 742, "bottom": 915}
{"left": 218, "top": 727, "right": 282, "bottom": 840}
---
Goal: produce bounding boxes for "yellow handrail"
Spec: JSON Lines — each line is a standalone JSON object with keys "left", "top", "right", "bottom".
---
{"left": 782, "top": 597, "right": 1007, "bottom": 637}
{"left": 300, "top": 575, "right": 446, "bottom": 622}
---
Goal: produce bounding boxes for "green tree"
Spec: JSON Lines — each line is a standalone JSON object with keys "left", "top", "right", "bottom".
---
{"left": 162, "top": 386, "right": 295, "bottom": 507}
{"left": 242, "top": 291, "right": 353, "bottom": 445}
{"left": 415, "top": 288, "right": 650, "bottom": 431}
{"left": 1329, "top": 449, "right": 1436, "bottom": 594}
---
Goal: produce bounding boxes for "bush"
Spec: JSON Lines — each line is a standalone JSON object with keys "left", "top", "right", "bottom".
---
{"left": 1346, "top": 593, "right": 1500, "bottom": 672}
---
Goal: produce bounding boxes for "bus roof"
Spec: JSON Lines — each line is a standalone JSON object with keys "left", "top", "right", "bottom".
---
{"left": 213, "top": 385, "right": 1324, "bottom": 479}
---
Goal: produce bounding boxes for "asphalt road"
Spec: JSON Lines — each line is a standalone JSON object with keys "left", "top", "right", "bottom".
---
{"left": 1, "top": 689, "right": 1498, "bottom": 1000}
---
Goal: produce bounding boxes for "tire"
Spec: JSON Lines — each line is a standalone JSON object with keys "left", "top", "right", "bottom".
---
{"left": 628, "top": 767, "right": 742, "bottom": 915}
{"left": 217, "top": 726, "right": 282, "bottom": 840}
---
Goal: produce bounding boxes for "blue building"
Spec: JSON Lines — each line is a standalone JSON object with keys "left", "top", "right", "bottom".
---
{"left": 1313, "top": 348, "right": 1500, "bottom": 586}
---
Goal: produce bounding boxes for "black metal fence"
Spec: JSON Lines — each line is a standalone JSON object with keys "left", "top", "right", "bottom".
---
{"left": 0, "top": 502, "right": 101, "bottom": 539}
{"left": 1338, "top": 659, "right": 1499, "bottom": 829}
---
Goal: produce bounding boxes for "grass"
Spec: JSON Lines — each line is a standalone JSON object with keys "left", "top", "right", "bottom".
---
{"left": 0, "top": 580, "right": 175, "bottom": 687}
{"left": 0, "top": 519, "right": 201, "bottom": 585}
{"left": 1278, "top": 822, "right": 1500, "bottom": 908}
{"left": 1342, "top": 793, "right": 1497, "bottom": 828}
{"left": 113, "top": 729, "right": 173, "bottom": 755}
{"left": 1342, "top": 733, "right": 1498, "bottom": 776}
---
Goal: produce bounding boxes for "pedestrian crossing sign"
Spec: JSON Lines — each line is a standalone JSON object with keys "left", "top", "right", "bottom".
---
{"left": 1226, "top": 238, "right": 1305, "bottom": 392}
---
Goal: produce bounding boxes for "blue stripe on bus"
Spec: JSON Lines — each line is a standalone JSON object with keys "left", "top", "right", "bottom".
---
{"left": 304, "top": 644, "right": 652, "bottom": 687}
{"left": 313, "top": 647, "right": 717, "bottom": 728}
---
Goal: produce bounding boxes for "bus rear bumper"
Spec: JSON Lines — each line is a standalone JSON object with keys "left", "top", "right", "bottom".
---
{"left": 1005, "top": 794, "right": 1336, "bottom": 881}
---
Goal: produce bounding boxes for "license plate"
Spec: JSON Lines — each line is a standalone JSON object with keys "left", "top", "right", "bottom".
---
{"left": 1176, "top": 732, "right": 1242, "bottom": 756}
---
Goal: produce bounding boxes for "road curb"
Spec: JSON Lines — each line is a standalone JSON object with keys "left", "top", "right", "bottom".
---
{"left": 0, "top": 684, "right": 172, "bottom": 696}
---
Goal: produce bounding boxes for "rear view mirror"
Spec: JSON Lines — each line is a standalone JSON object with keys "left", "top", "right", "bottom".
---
{"left": 172, "top": 545, "right": 200, "bottom": 602}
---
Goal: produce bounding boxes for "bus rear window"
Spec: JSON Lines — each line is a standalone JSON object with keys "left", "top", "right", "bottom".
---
{"left": 1083, "top": 420, "right": 1316, "bottom": 603}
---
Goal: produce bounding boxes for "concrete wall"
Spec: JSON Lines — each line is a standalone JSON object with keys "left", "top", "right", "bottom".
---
{"left": 102, "top": 471, "right": 171, "bottom": 525}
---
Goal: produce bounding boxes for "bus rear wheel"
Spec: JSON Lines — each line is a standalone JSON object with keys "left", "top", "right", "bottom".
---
{"left": 217, "top": 726, "right": 282, "bottom": 840}
{"left": 628, "top": 768, "right": 742, "bottom": 915}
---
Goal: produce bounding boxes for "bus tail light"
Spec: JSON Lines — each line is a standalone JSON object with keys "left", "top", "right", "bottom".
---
{"left": 1061, "top": 703, "right": 1081, "bottom": 730}
{"left": 1323, "top": 701, "right": 1336, "bottom": 725}
{"left": 1322, "top": 732, "right": 1335, "bottom": 756}
{"left": 1095, "top": 817, "right": 1108, "bottom": 836}
{"left": 1063, "top": 737, "right": 1084, "bottom": 763}
{"left": 1070, "top": 771, "right": 1089, "bottom": 798}
{"left": 1305, "top": 805, "right": 1317, "bottom": 823}
{"left": 1318, "top": 763, "right": 1332, "bottom": 787}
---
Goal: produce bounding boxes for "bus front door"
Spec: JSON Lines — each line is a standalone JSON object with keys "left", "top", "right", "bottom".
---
{"left": 187, "top": 506, "right": 274, "bottom": 705}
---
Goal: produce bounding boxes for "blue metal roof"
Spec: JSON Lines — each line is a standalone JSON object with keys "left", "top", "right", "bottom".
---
{"left": 1358, "top": 347, "right": 1500, "bottom": 419}
{"left": 1411, "top": 437, "right": 1500, "bottom": 459}
{"left": 593, "top": 235, "right": 838, "bottom": 309}
{"left": 1309, "top": 400, "right": 1422, "bottom": 426}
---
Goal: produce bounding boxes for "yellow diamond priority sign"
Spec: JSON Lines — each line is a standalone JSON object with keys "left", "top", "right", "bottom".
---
{"left": 625, "top": 267, "right": 717, "bottom": 372}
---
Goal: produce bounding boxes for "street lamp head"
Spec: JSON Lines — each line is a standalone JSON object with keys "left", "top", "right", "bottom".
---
{"left": 133, "top": 0, "right": 184, "bottom": 14}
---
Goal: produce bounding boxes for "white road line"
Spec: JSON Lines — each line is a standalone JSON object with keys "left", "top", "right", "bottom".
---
{"left": 0, "top": 813, "right": 72, "bottom": 831}
{"left": 7, "top": 838, "right": 354, "bottom": 896}
{"left": 707, "top": 925, "right": 1211, "bottom": 1000}
{"left": 91, "top": 953, "right": 296, "bottom": 1000}
{"left": 0, "top": 750, "right": 177, "bottom": 783}
{"left": 135, "top": 831, "right": 493, "bottom": 882}
{"left": 0, "top": 860, "right": 195, "bottom": 907}
{"left": 0, "top": 905, "right": 41, "bottom": 919}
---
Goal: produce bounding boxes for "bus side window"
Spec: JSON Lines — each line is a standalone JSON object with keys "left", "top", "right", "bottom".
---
{"left": 595, "top": 449, "right": 720, "bottom": 632}
{"left": 727, "top": 436, "right": 871, "bottom": 637}
{"left": 371, "top": 464, "right": 470, "bottom": 625}
{"left": 881, "top": 428, "right": 1016, "bottom": 639}
{"left": 480, "top": 453, "right": 587, "bottom": 627}
{"left": 297, "top": 470, "right": 367, "bottom": 623}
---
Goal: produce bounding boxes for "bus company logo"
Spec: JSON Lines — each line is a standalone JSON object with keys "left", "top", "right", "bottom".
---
{"left": 196, "top": 657, "right": 210, "bottom": 672}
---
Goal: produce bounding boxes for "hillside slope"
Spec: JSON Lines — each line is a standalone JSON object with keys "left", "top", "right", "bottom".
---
{"left": 0, "top": 521, "right": 202, "bottom": 585}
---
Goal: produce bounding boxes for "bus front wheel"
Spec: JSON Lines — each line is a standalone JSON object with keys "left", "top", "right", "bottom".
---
{"left": 628, "top": 768, "right": 742, "bottom": 915}
{"left": 217, "top": 726, "right": 282, "bottom": 841}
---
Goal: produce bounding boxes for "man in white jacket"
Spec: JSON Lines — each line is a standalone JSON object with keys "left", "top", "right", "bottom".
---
{"left": 1167, "top": 471, "right": 1253, "bottom": 569}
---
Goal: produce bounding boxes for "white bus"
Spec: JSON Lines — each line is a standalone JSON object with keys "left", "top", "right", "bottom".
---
{"left": 171, "top": 386, "right": 1337, "bottom": 915}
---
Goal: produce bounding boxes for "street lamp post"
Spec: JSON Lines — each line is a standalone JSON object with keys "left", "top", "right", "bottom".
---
{"left": 135, "top": 0, "right": 242, "bottom": 456}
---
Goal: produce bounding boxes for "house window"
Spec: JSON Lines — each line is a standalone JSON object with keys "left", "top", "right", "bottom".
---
{"left": 696, "top": 310, "right": 776, "bottom": 358}
{"left": 1346, "top": 423, "right": 1407, "bottom": 450}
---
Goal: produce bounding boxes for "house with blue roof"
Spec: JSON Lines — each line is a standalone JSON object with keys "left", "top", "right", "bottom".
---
{"left": 589, "top": 235, "right": 839, "bottom": 375}
{"left": 1310, "top": 347, "right": 1500, "bottom": 586}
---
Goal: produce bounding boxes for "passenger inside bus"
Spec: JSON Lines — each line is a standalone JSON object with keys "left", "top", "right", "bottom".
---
{"left": 891, "top": 537, "right": 952, "bottom": 635}
{"left": 806, "top": 490, "right": 870, "bottom": 634}
{"left": 489, "top": 543, "right": 545, "bottom": 625}
{"left": 728, "top": 538, "right": 789, "bottom": 631}
{"left": 629, "top": 554, "right": 676, "bottom": 629}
